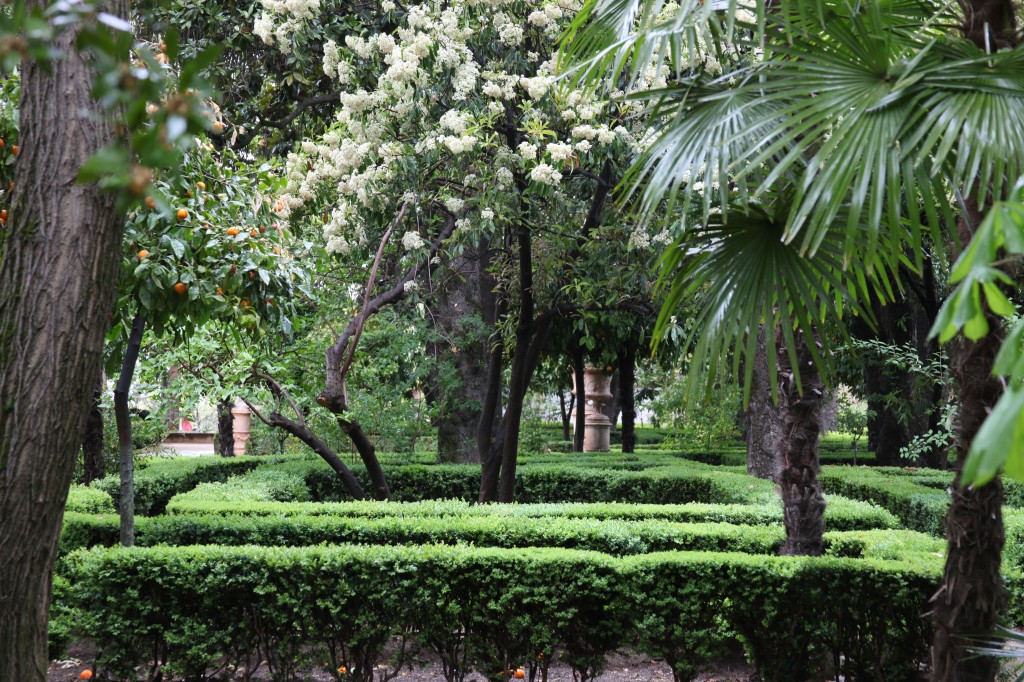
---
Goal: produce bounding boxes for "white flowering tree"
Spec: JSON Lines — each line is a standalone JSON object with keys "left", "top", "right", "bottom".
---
{"left": 255, "top": 0, "right": 676, "bottom": 500}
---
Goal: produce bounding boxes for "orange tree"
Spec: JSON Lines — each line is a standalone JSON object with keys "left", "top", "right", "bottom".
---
{"left": 108, "top": 141, "right": 311, "bottom": 545}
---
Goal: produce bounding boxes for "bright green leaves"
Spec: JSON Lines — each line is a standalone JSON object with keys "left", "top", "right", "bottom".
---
{"left": 931, "top": 201, "right": 1024, "bottom": 344}
{"left": 931, "top": 195, "right": 1024, "bottom": 487}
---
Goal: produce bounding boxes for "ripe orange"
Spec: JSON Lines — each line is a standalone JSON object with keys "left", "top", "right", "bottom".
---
{"left": 11, "top": 145, "right": 19, "bottom": 156}
{"left": 177, "top": 208, "right": 188, "bottom": 220}
{"left": 203, "top": 223, "right": 212, "bottom": 230}
{"left": 0, "top": 138, "right": 4, "bottom": 148}
{"left": 239, "top": 298, "right": 251, "bottom": 309}
{"left": 196, "top": 181, "right": 206, "bottom": 190}
{"left": 249, "top": 229, "right": 259, "bottom": 238}
{"left": 79, "top": 670, "right": 93, "bottom": 679}
{"left": 226, "top": 227, "right": 240, "bottom": 237}
{"left": 137, "top": 250, "right": 150, "bottom": 260}
{"left": 0, "top": 209, "right": 7, "bottom": 221}
{"left": 213, "top": 121, "right": 225, "bottom": 134}
{"left": 337, "top": 666, "right": 347, "bottom": 675}
{"left": 145, "top": 197, "right": 157, "bottom": 209}
{"left": 173, "top": 282, "right": 187, "bottom": 295}
{"left": 216, "top": 286, "right": 224, "bottom": 296}
{"left": 514, "top": 669, "right": 525, "bottom": 679}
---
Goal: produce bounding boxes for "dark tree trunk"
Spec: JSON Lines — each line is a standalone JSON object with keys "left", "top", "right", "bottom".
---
{"left": 262, "top": 411, "right": 366, "bottom": 499}
{"left": 479, "top": 316, "right": 552, "bottom": 503}
{"left": 476, "top": 248, "right": 504, "bottom": 460}
{"left": 601, "top": 369, "right": 621, "bottom": 433}
{"left": 559, "top": 390, "right": 573, "bottom": 442}
{"left": 434, "top": 254, "right": 491, "bottom": 464}
{"left": 114, "top": 314, "right": 146, "bottom": 547}
{"left": 931, "top": 200, "right": 1007, "bottom": 682}
{"left": 572, "top": 346, "right": 586, "bottom": 453}
{"left": 746, "top": 326, "right": 780, "bottom": 481}
{"left": 81, "top": 371, "right": 106, "bottom": 484}
{"left": 217, "top": 398, "right": 235, "bottom": 457}
{"left": 0, "top": 5, "right": 128, "bottom": 677}
{"left": 776, "top": 328, "right": 826, "bottom": 556}
{"left": 619, "top": 346, "right": 637, "bottom": 454}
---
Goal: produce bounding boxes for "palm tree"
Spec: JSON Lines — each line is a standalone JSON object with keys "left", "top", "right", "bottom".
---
{"left": 562, "top": 0, "right": 1024, "bottom": 679}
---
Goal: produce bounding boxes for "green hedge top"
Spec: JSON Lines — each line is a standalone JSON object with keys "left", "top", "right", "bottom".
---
{"left": 92, "top": 455, "right": 292, "bottom": 516}
{"left": 167, "top": 481, "right": 899, "bottom": 531}
{"left": 66, "top": 485, "right": 115, "bottom": 514}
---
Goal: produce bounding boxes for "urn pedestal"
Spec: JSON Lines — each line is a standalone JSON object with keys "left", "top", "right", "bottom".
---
{"left": 572, "top": 366, "right": 613, "bottom": 452}
{"left": 231, "top": 400, "right": 252, "bottom": 455}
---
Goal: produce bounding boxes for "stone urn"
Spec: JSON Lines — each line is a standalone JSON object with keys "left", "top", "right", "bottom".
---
{"left": 231, "top": 400, "right": 252, "bottom": 455}
{"left": 572, "top": 366, "right": 613, "bottom": 452}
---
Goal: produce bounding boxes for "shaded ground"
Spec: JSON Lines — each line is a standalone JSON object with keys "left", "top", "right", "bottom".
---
{"left": 50, "top": 640, "right": 756, "bottom": 681}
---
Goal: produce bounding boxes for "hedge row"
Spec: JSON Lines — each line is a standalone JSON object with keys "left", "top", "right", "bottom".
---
{"left": 58, "top": 510, "right": 930, "bottom": 559}
{"left": 65, "top": 544, "right": 949, "bottom": 682}
{"left": 818, "top": 466, "right": 950, "bottom": 535}
{"left": 257, "top": 457, "right": 781, "bottom": 506}
{"left": 92, "top": 455, "right": 288, "bottom": 516}
{"left": 167, "top": 480, "right": 900, "bottom": 532}
{"left": 66, "top": 485, "right": 115, "bottom": 514}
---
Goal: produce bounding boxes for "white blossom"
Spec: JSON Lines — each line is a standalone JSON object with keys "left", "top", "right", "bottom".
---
{"left": 530, "top": 163, "right": 562, "bottom": 185}
{"left": 402, "top": 231, "right": 425, "bottom": 251}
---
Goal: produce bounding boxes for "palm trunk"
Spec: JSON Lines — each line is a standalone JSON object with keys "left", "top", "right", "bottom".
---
{"left": 0, "top": 5, "right": 128, "bottom": 677}
{"left": 930, "top": 200, "right": 1006, "bottom": 682}
{"left": 775, "top": 327, "right": 826, "bottom": 556}
{"left": 114, "top": 314, "right": 146, "bottom": 547}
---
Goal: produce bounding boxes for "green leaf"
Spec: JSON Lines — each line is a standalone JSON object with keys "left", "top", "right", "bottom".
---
{"left": 962, "top": 385, "right": 1024, "bottom": 486}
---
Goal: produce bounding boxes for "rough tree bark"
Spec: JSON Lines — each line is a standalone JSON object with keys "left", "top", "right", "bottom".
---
{"left": 433, "top": 252, "right": 492, "bottom": 464}
{"left": 113, "top": 314, "right": 146, "bottom": 547}
{"left": 217, "top": 398, "right": 235, "bottom": 457}
{"left": 775, "top": 327, "right": 826, "bottom": 556}
{"left": 930, "top": 199, "right": 1007, "bottom": 682}
{"left": 746, "top": 326, "right": 780, "bottom": 481}
{"left": 81, "top": 371, "right": 106, "bottom": 484}
{"left": 0, "top": 5, "right": 128, "bottom": 678}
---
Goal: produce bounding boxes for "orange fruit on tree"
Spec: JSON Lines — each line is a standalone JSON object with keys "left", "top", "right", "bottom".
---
{"left": 79, "top": 670, "right": 93, "bottom": 679}
{"left": 226, "top": 227, "right": 240, "bottom": 237}
{"left": 176, "top": 208, "right": 188, "bottom": 220}
{"left": 137, "top": 249, "right": 150, "bottom": 260}
{"left": 250, "top": 229, "right": 259, "bottom": 238}
{"left": 196, "top": 181, "right": 206, "bottom": 190}
{"left": 145, "top": 196, "right": 157, "bottom": 209}
{"left": 173, "top": 282, "right": 187, "bottom": 295}
{"left": 0, "top": 209, "right": 7, "bottom": 221}
{"left": 213, "top": 121, "right": 224, "bottom": 133}
{"left": 514, "top": 668, "right": 525, "bottom": 679}
{"left": 337, "top": 665, "right": 347, "bottom": 675}
{"left": 11, "top": 144, "right": 19, "bottom": 156}
{"left": 0, "top": 138, "right": 4, "bottom": 148}
{"left": 239, "top": 298, "right": 251, "bottom": 309}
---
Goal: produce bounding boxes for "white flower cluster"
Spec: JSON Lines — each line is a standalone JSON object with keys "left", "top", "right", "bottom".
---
{"left": 402, "top": 231, "right": 425, "bottom": 251}
{"left": 254, "top": 0, "right": 321, "bottom": 52}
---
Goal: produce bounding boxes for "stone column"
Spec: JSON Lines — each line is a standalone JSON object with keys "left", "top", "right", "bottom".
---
{"left": 231, "top": 400, "right": 252, "bottom": 455}
{"left": 572, "top": 366, "right": 613, "bottom": 452}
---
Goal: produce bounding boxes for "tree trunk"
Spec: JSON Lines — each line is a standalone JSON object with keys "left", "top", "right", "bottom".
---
{"left": 0, "top": 5, "right": 128, "bottom": 677}
{"left": 572, "top": 346, "right": 586, "bottom": 453}
{"left": 476, "top": 248, "right": 504, "bottom": 461}
{"left": 746, "top": 326, "right": 780, "bottom": 481}
{"left": 81, "top": 371, "right": 106, "bottom": 484}
{"left": 559, "top": 389, "right": 573, "bottom": 442}
{"left": 776, "top": 327, "right": 826, "bottom": 556}
{"left": 930, "top": 200, "right": 1006, "bottom": 682}
{"left": 601, "top": 369, "right": 620, "bottom": 433}
{"left": 114, "top": 314, "right": 146, "bottom": 547}
{"left": 217, "top": 398, "right": 235, "bottom": 457}
{"left": 434, "top": 254, "right": 491, "bottom": 464}
{"left": 619, "top": 346, "right": 637, "bottom": 454}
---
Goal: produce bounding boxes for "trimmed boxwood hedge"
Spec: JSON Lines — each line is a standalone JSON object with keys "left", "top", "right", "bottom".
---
{"left": 64, "top": 544, "right": 950, "bottom": 682}
{"left": 818, "top": 466, "right": 950, "bottom": 535}
{"left": 166, "top": 481, "right": 900, "bottom": 531}
{"left": 91, "top": 455, "right": 287, "bottom": 516}
{"left": 65, "top": 485, "right": 115, "bottom": 514}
